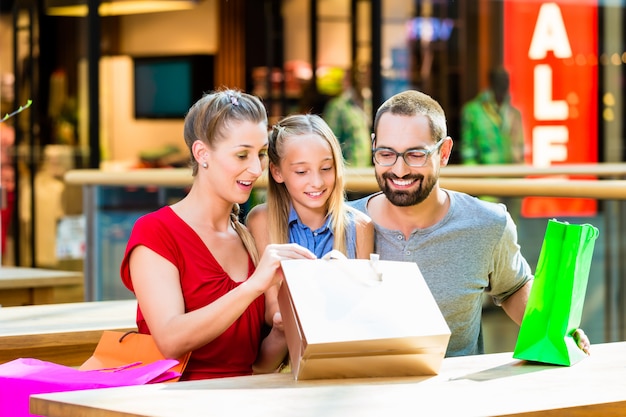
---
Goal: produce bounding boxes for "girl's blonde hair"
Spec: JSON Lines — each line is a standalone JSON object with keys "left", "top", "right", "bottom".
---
{"left": 267, "top": 113, "right": 350, "bottom": 254}
{"left": 183, "top": 88, "right": 267, "bottom": 265}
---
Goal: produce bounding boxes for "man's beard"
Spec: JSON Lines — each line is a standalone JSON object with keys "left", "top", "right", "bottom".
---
{"left": 375, "top": 171, "right": 437, "bottom": 207}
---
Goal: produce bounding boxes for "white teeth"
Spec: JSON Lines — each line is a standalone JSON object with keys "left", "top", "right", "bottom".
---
{"left": 391, "top": 178, "right": 415, "bottom": 186}
{"left": 239, "top": 181, "right": 253, "bottom": 186}
{"left": 307, "top": 191, "right": 323, "bottom": 197}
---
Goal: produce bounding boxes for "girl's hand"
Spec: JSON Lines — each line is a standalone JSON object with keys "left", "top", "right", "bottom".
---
{"left": 271, "top": 311, "right": 284, "bottom": 332}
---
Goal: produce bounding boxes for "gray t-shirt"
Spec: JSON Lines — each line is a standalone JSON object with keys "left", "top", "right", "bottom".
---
{"left": 349, "top": 190, "right": 533, "bottom": 357}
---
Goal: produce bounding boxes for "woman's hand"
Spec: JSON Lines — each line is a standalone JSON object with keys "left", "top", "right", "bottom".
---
{"left": 248, "top": 243, "right": 316, "bottom": 294}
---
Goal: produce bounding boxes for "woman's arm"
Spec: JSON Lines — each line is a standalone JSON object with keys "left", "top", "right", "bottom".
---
{"left": 130, "top": 242, "right": 315, "bottom": 360}
{"left": 129, "top": 245, "right": 270, "bottom": 359}
{"left": 246, "top": 204, "right": 280, "bottom": 325}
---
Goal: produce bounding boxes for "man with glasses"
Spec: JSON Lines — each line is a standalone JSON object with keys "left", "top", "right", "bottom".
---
{"left": 350, "top": 90, "right": 590, "bottom": 357}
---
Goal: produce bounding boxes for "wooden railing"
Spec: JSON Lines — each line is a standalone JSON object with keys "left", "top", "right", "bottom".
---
{"left": 65, "top": 164, "right": 626, "bottom": 199}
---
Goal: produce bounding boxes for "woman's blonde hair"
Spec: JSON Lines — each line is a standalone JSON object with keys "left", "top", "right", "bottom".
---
{"left": 267, "top": 113, "right": 350, "bottom": 254}
{"left": 183, "top": 88, "right": 267, "bottom": 264}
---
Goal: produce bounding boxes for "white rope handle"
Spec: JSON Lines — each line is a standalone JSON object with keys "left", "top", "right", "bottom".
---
{"left": 321, "top": 250, "right": 383, "bottom": 283}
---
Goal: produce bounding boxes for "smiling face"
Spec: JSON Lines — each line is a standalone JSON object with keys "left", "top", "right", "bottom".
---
{"left": 373, "top": 113, "right": 444, "bottom": 207}
{"left": 269, "top": 133, "right": 336, "bottom": 216}
{"left": 205, "top": 120, "right": 269, "bottom": 205}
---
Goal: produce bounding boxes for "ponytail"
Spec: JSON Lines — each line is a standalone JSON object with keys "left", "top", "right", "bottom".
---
{"left": 230, "top": 204, "right": 260, "bottom": 266}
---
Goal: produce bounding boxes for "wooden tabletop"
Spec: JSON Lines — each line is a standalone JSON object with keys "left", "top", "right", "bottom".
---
{"left": 30, "top": 341, "right": 626, "bottom": 417}
{"left": 0, "top": 267, "right": 83, "bottom": 289}
{"left": 0, "top": 299, "right": 137, "bottom": 366}
{"left": 0, "top": 267, "right": 85, "bottom": 306}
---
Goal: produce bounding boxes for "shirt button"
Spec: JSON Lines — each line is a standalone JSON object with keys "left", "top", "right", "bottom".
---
{"left": 396, "top": 235, "right": 403, "bottom": 240}
{"left": 313, "top": 232, "right": 318, "bottom": 236}
{"left": 405, "top": 251, "right": 411, "bottom": 256}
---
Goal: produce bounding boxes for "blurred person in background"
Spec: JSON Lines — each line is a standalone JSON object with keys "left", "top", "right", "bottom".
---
{"left": 460, "top": 66, "right": 525, "bottom": 220}
{"left": 323, "top": 67, "right": 372, "bottom": 168}
{"left": 461, "top": 66, "right": 524, "bottom": 166}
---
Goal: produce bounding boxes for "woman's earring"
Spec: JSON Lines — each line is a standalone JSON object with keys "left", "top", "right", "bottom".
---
{"left": 202, "top": 162, "right": 208, "bottom": 169}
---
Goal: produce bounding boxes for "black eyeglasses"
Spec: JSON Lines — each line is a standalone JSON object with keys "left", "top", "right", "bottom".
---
{"left": 372, "top": 137, "right": 446, "bottom": 167}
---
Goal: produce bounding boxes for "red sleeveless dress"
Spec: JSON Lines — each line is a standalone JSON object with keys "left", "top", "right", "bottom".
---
{"left": 121, "top": 206, "right": 265, "bottom": 380}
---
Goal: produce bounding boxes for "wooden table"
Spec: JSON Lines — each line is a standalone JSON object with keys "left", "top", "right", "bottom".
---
{"left": 30, "top": 341, "right": 626, "bottom": 417}
{"left": 0, "top": 299, "right": 137, "bottom": 366}
{"left": 0, "top": 267, "right": 84, "bottom": 306}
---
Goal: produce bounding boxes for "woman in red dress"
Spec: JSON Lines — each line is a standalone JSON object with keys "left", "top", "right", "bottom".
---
{"left": 121, "top": 89, "right": 315, "bottom": 380}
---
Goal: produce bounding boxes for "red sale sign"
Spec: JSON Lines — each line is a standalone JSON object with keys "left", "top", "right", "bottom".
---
{"left": 504, "top": 1, "right": 598, "bottom": 217}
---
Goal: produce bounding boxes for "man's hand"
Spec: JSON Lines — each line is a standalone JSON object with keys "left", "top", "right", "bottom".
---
{"left": 573, "top": 328, "right": 591, "bottom": 355}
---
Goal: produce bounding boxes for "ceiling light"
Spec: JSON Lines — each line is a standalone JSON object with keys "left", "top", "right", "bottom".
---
{"left": 45, "top": 0, "right": 197, "bottom": 16}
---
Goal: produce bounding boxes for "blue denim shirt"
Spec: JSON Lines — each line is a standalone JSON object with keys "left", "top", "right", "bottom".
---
{"left": 288, "top": 206, "right": 334, "bottom": 258}
{"left": 287, "top": 206, "right": 357, "bottom": 258}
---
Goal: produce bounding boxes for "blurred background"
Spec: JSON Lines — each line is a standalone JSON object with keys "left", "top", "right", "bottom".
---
{"left": 0, "top": 0, "right": 624, "bottom": 351}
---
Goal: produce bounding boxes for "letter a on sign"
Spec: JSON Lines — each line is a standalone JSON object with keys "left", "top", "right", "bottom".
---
{"left": 528, "top": 3, "right": 572, "bottom": 59}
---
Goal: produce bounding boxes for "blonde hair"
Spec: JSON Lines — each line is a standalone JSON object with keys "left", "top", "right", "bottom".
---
{"left": 267, "top": 113, "right": 350, "bottom": 255}
{"left": 183, "top": 88, "right": 267, "bottom": 265}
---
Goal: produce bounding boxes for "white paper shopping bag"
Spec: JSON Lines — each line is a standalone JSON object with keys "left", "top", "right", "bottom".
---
{"left": 278, "top": 256, "right": 451, "bottom": 380}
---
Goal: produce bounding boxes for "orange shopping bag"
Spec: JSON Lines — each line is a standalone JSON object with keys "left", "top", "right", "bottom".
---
{"left": 80, "top": 330, "right": 191, "bottom": 382}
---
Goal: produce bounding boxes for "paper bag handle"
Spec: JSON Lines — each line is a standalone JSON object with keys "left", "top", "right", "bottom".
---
{"left": 322, "top": 250, "right": 383, "bottom": 283}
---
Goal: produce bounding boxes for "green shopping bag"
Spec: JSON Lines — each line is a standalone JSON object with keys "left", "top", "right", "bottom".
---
{"left": 513, "top": 219, "right": 599, "bottom": 366}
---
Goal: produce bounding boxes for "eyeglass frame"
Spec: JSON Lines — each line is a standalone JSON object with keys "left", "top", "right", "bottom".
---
{"left": 371, "top": 137, "right": 447, "bottom": 167}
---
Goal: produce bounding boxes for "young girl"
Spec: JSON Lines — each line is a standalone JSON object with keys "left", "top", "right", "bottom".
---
{"left": 120, "top": 90, "right": 315, "bottom": 381}
{"left": 246, "top": 113, "right": 374, "bottom": 322}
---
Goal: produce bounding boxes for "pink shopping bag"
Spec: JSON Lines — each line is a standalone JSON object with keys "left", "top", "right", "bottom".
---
{"left": 0, "top": 357, "right": 181, "bottom": 417}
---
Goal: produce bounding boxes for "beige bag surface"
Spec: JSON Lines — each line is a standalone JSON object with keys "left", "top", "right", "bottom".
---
{"left": 278, "top": 254, "right": 451, "bottom": 380}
